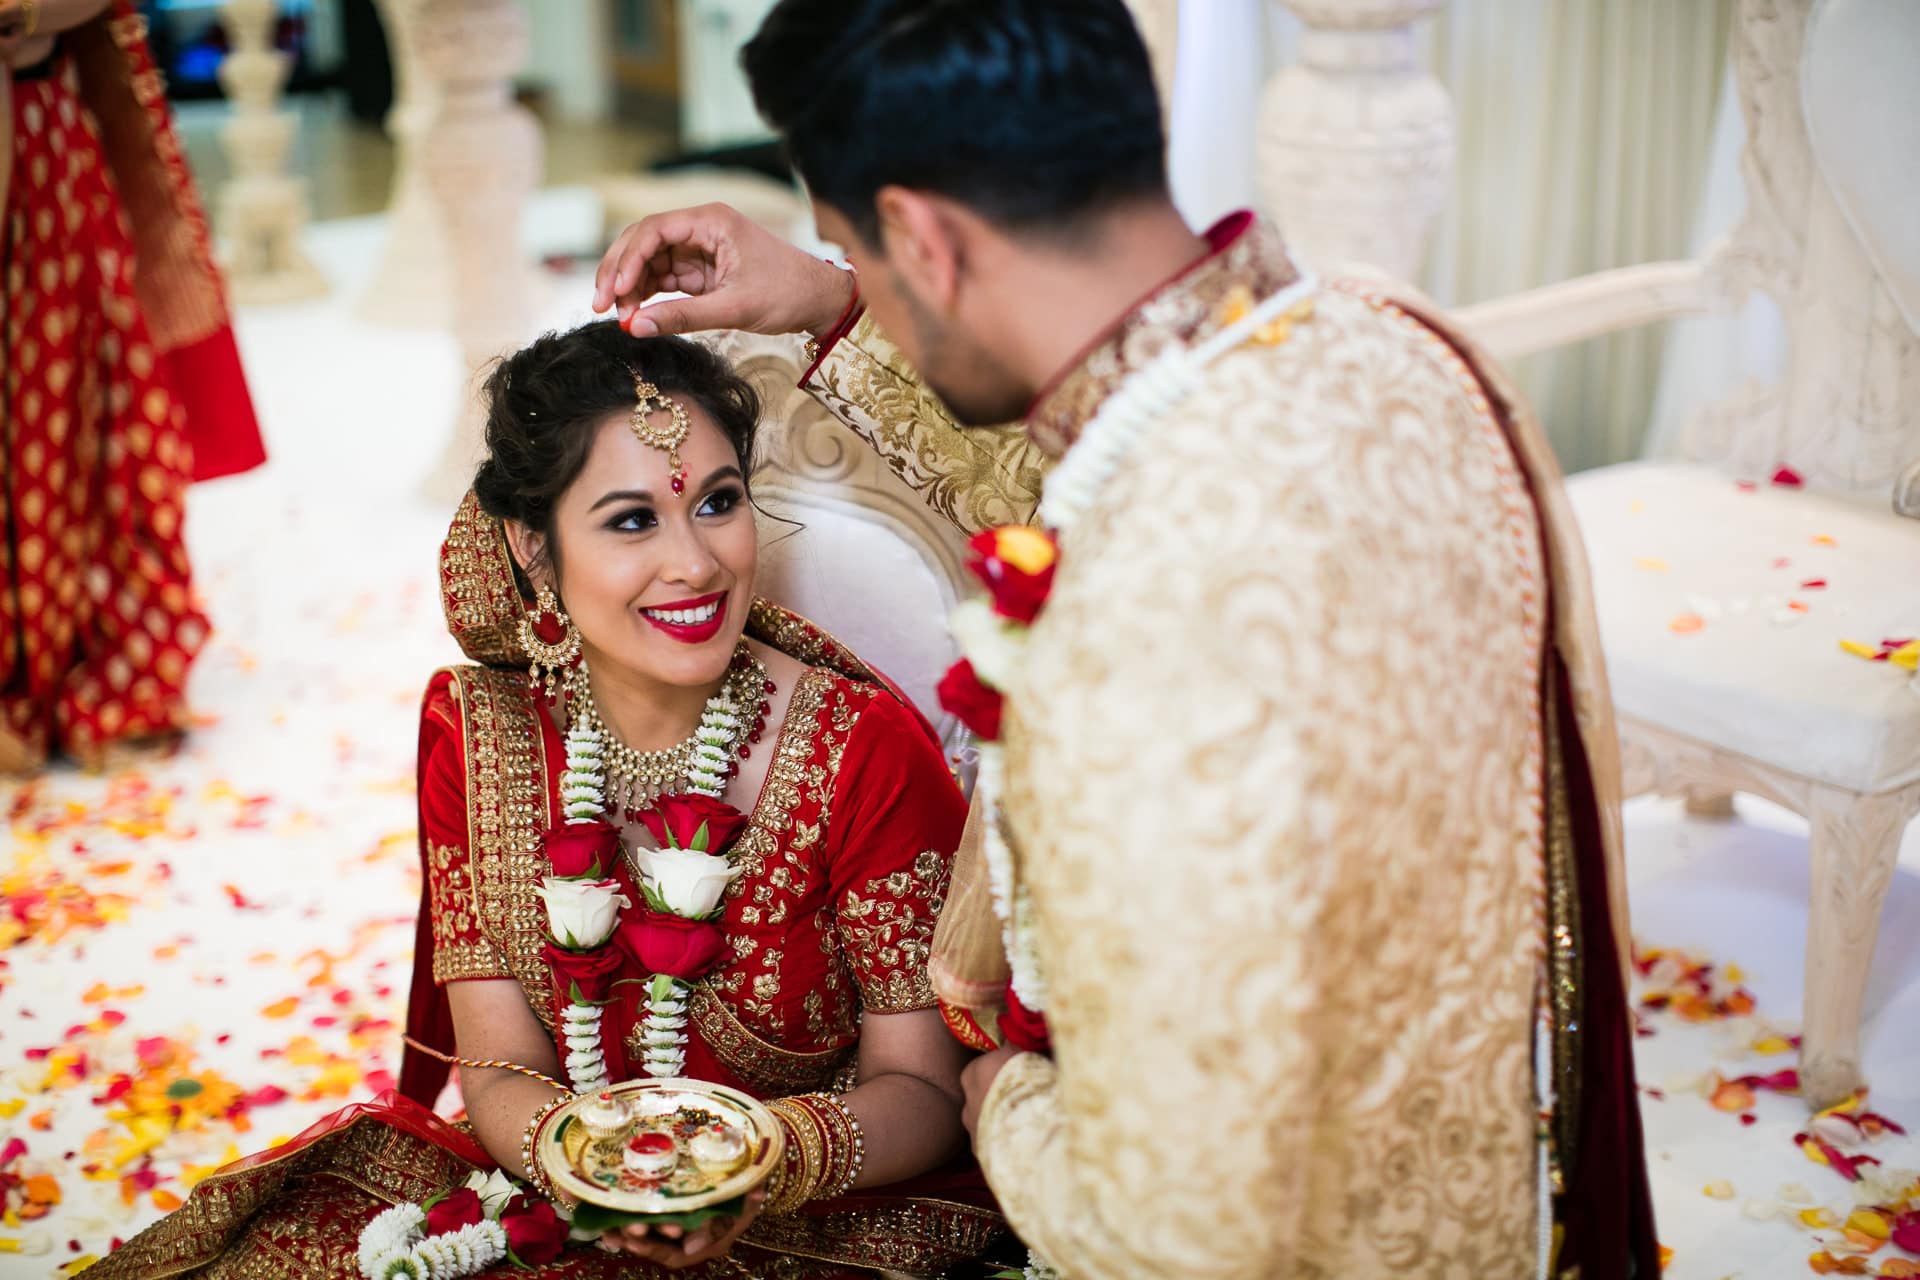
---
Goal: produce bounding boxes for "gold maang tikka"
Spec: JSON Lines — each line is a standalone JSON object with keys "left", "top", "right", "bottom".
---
{"left": 629, "top": 372, "right": 692, "bottom": 495}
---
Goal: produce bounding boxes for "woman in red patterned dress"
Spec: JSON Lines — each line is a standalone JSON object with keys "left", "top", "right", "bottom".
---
{"left": 1, "top": 0, "right": 262, "bottom": 771}
{"left": 91, "top": 326, "right": 1002, "bottom": 1278}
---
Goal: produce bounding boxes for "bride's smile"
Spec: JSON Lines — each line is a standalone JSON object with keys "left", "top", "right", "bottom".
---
{"left": 637, "top": 590, "right": 726, "bottom": 641}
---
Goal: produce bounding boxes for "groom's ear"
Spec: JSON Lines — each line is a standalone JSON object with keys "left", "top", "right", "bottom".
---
{"left": 873, "top": 186, "right": 964, "bottom": 312}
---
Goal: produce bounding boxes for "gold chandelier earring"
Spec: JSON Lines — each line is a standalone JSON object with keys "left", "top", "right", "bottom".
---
{"left": 518, "top": 584, "right": 583, "bottom": 699}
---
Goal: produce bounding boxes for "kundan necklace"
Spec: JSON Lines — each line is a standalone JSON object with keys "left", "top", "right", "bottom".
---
{"left": 565, "top": 649, "right": 769, "bottom": 816}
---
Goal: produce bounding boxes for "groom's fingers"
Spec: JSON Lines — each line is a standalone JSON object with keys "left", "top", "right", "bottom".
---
{"left": 625, "top": 292, "right": 736, "bottom": 338}
{"left": 595, "top": 207, "right": 731, "bottom": 313}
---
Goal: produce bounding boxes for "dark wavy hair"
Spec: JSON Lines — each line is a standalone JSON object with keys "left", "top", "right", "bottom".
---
{"left": 743, "top": 0, "right": 1167, "bottom": 247}
{"left": 473, "top": 322, "right": 761, "bottom": 581}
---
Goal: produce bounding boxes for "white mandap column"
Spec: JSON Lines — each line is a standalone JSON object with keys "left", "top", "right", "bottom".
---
{"left": 413, "top": 0, "right": 544, "bottom": 501}
{"left": 1257, "top": 0, "right": 1452, "bottom": 281}
{"left": 216, "top": 0, "right": 326, "bottom": 303}
{"left": 356, "top": 0, "right": 449, "bottom": 327}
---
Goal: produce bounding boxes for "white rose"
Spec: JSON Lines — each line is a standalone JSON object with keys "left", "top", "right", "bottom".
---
{"left": 632, "top": 845, "right": 743, "bottom": 919}
{"left": 949, "top": 598, "right": 1026, "bottom": 691}
{"left": 534, "top": 877, "right": 630, "bottom": 949}
{"left": 463, "top": 1168, "right": 519, "bottom": 1219}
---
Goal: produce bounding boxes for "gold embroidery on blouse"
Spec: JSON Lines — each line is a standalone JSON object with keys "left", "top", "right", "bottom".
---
{"left": 838, "top": 850, "right": 949, "bottom": 1013}
{"left": 685, "top": 984, "right": 853, "bottom": 1097}
{"left": 711, "top": 668, "right": 832, "bottom": 1037}
{"left": 427, "top": 840, "right": 505, "bottom": 983}
{"left": 451, "top": 666, "right": 556, "bottom": 1031}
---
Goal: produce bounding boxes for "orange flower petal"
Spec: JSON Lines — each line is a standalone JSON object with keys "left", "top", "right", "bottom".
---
{"left": 1712, "top": 1079, "right": 1757, "bottom": 1112}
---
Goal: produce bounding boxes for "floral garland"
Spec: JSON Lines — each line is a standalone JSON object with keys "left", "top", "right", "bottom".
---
{"left": 537, "top": 649, "right": 767, "bottom": 1090}
{"left": 939, "top": 273, "right": 1319, "bottom": 1280}
{"left": 357, "top": 1169, "right": 567, "bottom": 1280}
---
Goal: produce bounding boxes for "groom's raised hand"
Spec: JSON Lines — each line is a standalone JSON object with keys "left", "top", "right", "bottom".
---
{"left": 592, "top": 202, "right": 854, "bottom": 342}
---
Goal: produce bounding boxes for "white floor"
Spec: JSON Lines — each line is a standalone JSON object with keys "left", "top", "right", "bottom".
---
{"left": 0, "top": 194, "right": 1915, "bottom": 1278}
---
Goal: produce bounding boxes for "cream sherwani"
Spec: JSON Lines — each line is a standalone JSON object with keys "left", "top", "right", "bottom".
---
{"left": 803, "top": 216, "right": 1647, "bottom": 1278}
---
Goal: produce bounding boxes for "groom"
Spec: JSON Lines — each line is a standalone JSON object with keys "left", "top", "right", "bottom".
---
{"left": 594, "top": 2, "right": 1657, "bottom": 1275}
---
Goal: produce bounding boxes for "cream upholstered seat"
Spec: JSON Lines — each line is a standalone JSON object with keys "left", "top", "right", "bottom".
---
{"left": 1452, "top": 0, "right": 1920, "bottom": 1106}
{"left": 699, "top": 330, "right": 972, "bottom": 772}
{"left": 1570, "top": 463, "right": 1920, "bottom": 798}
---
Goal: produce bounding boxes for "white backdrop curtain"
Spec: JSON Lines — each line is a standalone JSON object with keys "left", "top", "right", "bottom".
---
{"left": 1157, "top": 0, "right": 1737, "bottom": 474}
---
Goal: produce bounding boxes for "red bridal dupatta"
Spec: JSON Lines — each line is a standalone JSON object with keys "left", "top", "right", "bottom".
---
{"left": 60, "top": 2, "right": 263, "bottom": 479}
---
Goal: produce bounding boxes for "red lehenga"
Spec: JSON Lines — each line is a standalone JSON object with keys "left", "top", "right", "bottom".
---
{"left": 1, "top": 4, "right": 263, "bottom": 769}
{"left": 90, "top": 495, "right": 1004, "bottom": 1278}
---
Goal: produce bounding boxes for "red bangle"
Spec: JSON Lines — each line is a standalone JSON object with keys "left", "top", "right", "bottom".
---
{"left": 801, "top": 266, "right": 863, "bottom": 382}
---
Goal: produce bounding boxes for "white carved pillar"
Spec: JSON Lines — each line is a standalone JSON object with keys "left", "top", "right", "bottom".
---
{"left": 217, "top": 0, "right": 326, "bottom": 303}
{"left": 356, "top": 0, "right": 449, "bottom": 327}
{"left": 1257, "top": 0, "right": 1452, "bottom": 281}
{"left": 414, "top": 0, "right": 544, "bottom": 501}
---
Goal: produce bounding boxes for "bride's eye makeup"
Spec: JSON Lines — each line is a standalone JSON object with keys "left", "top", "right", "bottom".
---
{"left": 600, "top": 484, "right": 741, "bottom": 532}
{"left": 698, "top": 485, "right": 744, "bottom": 517}
{"left": 605, "top": 505, "right": 657, "bottom": 532}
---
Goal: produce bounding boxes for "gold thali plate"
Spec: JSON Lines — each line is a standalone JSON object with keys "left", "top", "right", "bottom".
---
{"left": 536, "top": 1078, "right": 784, "bottom": 1214}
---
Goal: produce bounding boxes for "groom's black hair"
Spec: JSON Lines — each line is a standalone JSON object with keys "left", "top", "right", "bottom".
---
{"left": 743, "top": 0, "right": 1168, "bottom": 247}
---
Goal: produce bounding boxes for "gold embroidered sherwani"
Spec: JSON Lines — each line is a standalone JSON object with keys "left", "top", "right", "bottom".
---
{"left": 802, "top": 215, "right": 1655, "bottom": 1279}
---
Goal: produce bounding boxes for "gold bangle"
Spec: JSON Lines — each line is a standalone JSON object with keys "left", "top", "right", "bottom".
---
{"left": 763, "top": 1097, "right": 826, "bottom": 1214}
{"left": 19, "top": 0, "right": 37, "bottom": 37}
{"left": 519, "top": 1091, "right": 574, "bottom": 1206}
{"left": 764, "top": 1093, "right": 865, "bottom": 1210}
{"left": 801, "top": 1093, "right": 865, "bottom": 1199}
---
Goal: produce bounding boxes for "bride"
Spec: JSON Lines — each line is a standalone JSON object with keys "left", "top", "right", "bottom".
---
{"left": 92, "top": 323, "right": 1003, "bottom": 1278}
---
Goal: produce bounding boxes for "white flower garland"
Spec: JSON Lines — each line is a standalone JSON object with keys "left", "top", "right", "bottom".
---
{"left": 554, "top": 665, "right": 749, "bottom": 1086}
{"left": 356, "top": 1174, "right": 513, "bottom": 1280}
{"left": 637, "top": 699, "right": 729, "bottom": 1076}
{"left": 960, "top": 273, "right": 1320, "bottom": 1020}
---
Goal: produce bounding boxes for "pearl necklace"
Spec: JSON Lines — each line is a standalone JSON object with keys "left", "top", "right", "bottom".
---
{"left": 566, "top": 649, "right": 772, "bottom": 812}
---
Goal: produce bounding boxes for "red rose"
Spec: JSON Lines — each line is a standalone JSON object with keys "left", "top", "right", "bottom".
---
{"left": 618, "top": 909, "right": 728, "bottom": 979}
{"left": 423, "top": 1186, "right": 484, "bottom": 1237}
{"left": 542, "top": 819, "right": 622, "bottom": 878}
{"left": 966, "top": 527, "right": 1057, "bottom": 625}
{"left": 638, "top": 794, "right": 749, "bottom": 853}
{"left": 543, "top": 940, "right": 624, "bottom": 1005}
{"left": 937, "top": 659, "right": 1003, "bottom": 741}
{"left": 499, "top": 1192, "right": 569, "bottom": 1264}
{"left": 998, "top": 981, "right": 1051, "bottom": 1055}
{"left": 1891, "top": 1210, "right": 1920, "bottom": 1254}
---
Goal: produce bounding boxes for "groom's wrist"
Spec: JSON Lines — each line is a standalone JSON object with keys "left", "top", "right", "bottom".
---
{"left": 803, "top": 261, "right": 860, "bottom": 341}
{"left": 800, "top": 264, "right": 863, "bottom": 381}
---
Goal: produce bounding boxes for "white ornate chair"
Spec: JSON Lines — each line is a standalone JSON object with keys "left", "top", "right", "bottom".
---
{"left": 1236, "top": 0, "right": 1919, "bottom": 1107}
{"left": 701, "top": 332, "right": 974, "bottom": 775}
{"left": 1446, "top": 0, "right": 1920, "bottom": 1106}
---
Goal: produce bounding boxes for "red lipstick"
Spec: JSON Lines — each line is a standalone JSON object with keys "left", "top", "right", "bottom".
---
{"left": 638, "top": 591, "right": 728, "bottom": 645}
